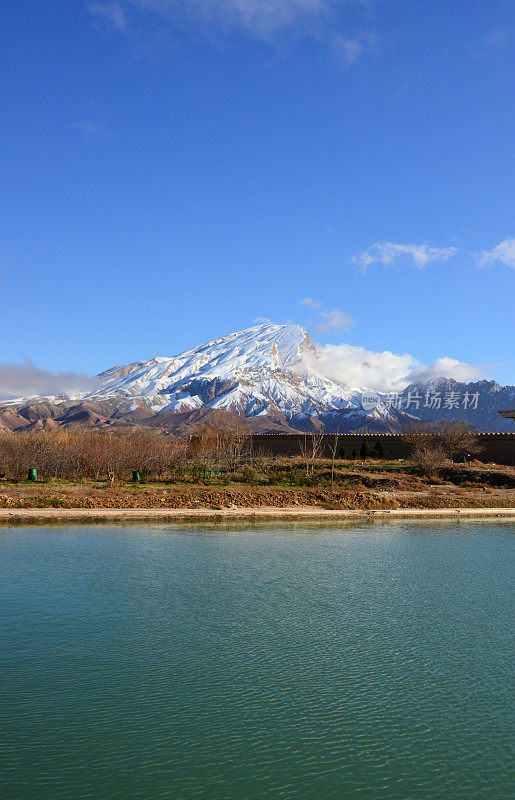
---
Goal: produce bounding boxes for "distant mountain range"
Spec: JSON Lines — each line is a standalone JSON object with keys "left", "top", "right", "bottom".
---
{"left": 1, "top": 323, "right": 514, "bottom": 434}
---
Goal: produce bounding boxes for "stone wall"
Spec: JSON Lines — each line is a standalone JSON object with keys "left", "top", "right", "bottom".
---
{"left": 248, "top": 433, "right": 515, "bottom": 465}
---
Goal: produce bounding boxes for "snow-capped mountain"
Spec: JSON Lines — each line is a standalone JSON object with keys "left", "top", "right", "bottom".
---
{"left": 1, "top": 323, "right": 514, "bottom": 433}
{"left": 398, "top": 377, "right": 515, "bottom": 432}
{"left": 90, "top": 323, "right": 360, "bottom": 418}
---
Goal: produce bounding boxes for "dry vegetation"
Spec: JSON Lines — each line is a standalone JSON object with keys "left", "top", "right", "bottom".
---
{"left": 0, "top": 429, "right": 187, "bottom": 482}
{"left": 401, "top": 421, "right": 483, "bottom": 477}
{"left": 0, "top": 419, "right": 513, "bottom": 511}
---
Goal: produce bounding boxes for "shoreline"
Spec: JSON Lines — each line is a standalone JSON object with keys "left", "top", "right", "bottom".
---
{"left": 1, "top": 506, "right": 514, "bottom": 524}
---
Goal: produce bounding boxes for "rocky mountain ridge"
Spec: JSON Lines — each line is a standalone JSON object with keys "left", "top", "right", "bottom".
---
{"left": 1, "top": 324, "right": 514, "bottom": 434}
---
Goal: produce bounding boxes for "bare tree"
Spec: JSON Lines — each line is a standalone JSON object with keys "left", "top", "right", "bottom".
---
{"left": 196, "top": 409, "right": 251, "bottom": 473}
{"left": 299, "top": 432, "right": 325, "bottom": 479}
{"left": 433, "top": 420, "right": 481, "bottom": 462}
{"left": 401, "top": 420, "right": 481, "bottom": 477}
{"left": 330, "top": 428, "right": 340, "bottom": 487}
{"left": 410, "top": 443, "right": 448, "bottom": 478}
{"left": 400, "top": 421, "right": 430, "bottom": 452}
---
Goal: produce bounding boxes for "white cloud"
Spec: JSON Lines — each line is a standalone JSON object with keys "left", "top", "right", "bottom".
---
{"left": 88, "top": 2, "right": 127, "bottom": 32}
{"left": 299, "top": 299, "right": 354, "bottom": 331}
{"left": 331, "top": 34, "right": 362, "bottom": 65}
{"left": 478, "top": 237, "right": 515, "bottom": 269}
{"left": 128, "top": 0, "right": 333, "bottom": 37}
{"left": 299, "top": 297, "right": 322, "bottom": 309}
{"left": 410, "top": 357, "right": 485, "bottom": 384}
{"left": 75, "top": 121, "right": 113, "bottom": 137}
{"left": 318, "top": 309, "right": 354, "bottom": 331}
{"left": 353, "top": 241, "right": 458, "bottom": 271}
{"left": 299, "top": 343, "right": 483, "bottom": 392}
{"left": 0, "top": 360, "right": 98, "bottom": 401}
{"left": 484, "top": 29, "right": 510, "bottom": 48}
{"left": 111, "top": 0, "right": 372, "bottom": 57}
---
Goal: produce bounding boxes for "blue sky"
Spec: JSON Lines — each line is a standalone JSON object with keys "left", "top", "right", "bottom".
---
{"left": 1, "top": 0, "right": 514, "bottom": 393}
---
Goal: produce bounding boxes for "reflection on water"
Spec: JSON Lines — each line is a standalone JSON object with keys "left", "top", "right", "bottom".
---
{"left": 1, "top": 522, "right": 513, "bottom": 800}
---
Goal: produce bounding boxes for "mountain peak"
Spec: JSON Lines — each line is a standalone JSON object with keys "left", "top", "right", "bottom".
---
{"left": 3, "top": 321, "right": 514, "bottom": 433}
{"left": 90, "top": 322, "right": 323, "bottom": 415}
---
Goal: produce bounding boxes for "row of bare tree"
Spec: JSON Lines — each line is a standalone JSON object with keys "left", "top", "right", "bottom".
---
{"left": 188, "top": 409, "right": 252, "bottom": 473}
{"left": 0, "top": 429, "right": 187, "bottom": 480}
{"left": 0, "top": 413, "right": 481, "bottom": 482}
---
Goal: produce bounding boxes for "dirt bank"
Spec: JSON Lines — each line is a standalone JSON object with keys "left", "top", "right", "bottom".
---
{"left": 1, "top": 506, "right": 514, "bottom": 524}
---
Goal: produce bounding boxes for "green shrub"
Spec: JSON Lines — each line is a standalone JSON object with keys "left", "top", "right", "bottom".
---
{"left": 360, "top": 440, "right": 370, "bottom": 460}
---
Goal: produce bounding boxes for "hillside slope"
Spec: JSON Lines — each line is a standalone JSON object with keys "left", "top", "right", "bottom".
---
{"left": 1, "top": 323, "right": 514, "bottom": 433}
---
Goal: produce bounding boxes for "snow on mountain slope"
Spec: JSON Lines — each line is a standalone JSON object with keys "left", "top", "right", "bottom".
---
{"left": 4, "top": 323, "right": 512, "bottom": 433}
{"left": 89, "top": 323, "right": 362, "bottom": 418}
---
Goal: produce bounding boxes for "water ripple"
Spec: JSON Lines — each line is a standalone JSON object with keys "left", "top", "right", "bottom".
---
{"left": 0, "top": 522, "right": 513, "bottom": 800}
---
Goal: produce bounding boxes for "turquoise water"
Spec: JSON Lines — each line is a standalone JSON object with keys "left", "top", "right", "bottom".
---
{"left": 0, "top": 522, "right": 513, "bottom": 800}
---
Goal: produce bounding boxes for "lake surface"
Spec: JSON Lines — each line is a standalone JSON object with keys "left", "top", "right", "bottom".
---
{"left": 0, "top": 521, "right": 513, "bottom": 800}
